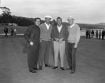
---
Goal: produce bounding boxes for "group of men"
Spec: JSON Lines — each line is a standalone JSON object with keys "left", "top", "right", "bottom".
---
{"left": 86, "top": 29, "right": 105, "bottom": 40}
{"left": 24, "top": 16, "right": 80, "bottom": 74}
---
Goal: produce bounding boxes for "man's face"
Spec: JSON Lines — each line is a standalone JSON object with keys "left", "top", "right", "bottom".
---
{"left": 57, "top": 19, "right": 62, "bottom": 26}
{"left": 35, "top": 19, "right": 41, "bottom": 26}
{"left": 68, "top": 19, "right": 74, "bottom": 25}
{"left": 45, "top": 18, "right": 51, "bottom": 24}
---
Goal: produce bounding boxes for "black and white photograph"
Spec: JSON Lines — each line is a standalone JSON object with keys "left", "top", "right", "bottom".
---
{"left": 0, "top": 0, "right": 105, "bottom": 83}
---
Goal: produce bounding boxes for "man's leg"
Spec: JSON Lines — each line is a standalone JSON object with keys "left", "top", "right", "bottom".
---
{"left": 59, "top": 41, "right": 65, "bottom": 69}
{"left": 38, "top": 41, "right": 46, "bottom": 69}
{"left": 27, "top": 52, "right": 33, "bottom": 71}
{"left": 33, "top": 45, "right": 40, "bottom": 70}
{"left": 66, "top": 43, "right": 73, "bottom": 69}
{"left": 44, "top": 41, "right": 51, "bottom": 67}
{"left": 27, "top": 48, "right": 37, "bottom": 73}
{"left": 5, "top": 33, "right": 7, "bottom": 37}
{"left": 53, "top": 41, "right": 59, "bottom": 68}
{"left": 102, "top": 35, "right": 104, "bottom": 40}
{"left": 48, "top": 41, "right": 54, "bottom": 66}
{"left": 86, "top": 34, "right": 88, "bottom": 39}
{"left": 71, "top": 47, "right": 77, "bottom": 73}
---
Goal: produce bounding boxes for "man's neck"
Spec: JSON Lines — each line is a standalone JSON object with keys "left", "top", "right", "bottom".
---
{"left": 70, "top": 23, "right": 74, "bottom": 26}
{"left": 69, "top": 23, "right": 75, "bottom": 28}
{"left": 57, "top": 24, "right": 62, "bottom": 27}
{"left": 36, "top": 25, "right": 39, "bottom": 27}
{"left": 45, "top": 22, "right": 50, "bottom": 25}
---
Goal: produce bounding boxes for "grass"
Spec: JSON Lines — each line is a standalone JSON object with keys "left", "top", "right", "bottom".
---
{"left": 0, "top": 37, "right": 105, "bottom": 83}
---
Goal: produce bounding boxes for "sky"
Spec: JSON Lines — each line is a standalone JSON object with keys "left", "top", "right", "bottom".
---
{"left": 0, "top": 0, "right": 105, "bottom": 23}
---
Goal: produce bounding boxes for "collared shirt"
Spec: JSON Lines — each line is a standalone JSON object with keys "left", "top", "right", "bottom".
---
{"left": 57, "top": 25, "right": 62, "bottom": 33}
{"left": 45, "top": 23, "right": 50, "bottom": 30}
{"left": 70, "top": 23, "right": 75, "bottom": 28}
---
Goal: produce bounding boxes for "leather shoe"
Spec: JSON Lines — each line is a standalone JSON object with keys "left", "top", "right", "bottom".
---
{"left": 33, "top": 68, "right": 38, "bottom": 70}
{"left": 45, "top": 64, "right": 50, "bottom": 67}
{"left": 70, "top": 71, "right": 75, "bottom": 74}
{"left": 29, "top": 70, "right": 37, "bottom": 73}
{"left": 52, "top": 66, "right": 58, "bottom": 69}
{"left": 67, "top": 67, "right": 72, "bottom": 70}
{"left": 60, "top": 67, "right": 65, "bottom": 70}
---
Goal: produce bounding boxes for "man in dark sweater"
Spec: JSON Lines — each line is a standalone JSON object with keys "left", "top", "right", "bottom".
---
{"left": 51, "top": 17, "right": 68, "bottom": 70}
{"left": 24, "top": 18, "right": 41, "bottom": 73}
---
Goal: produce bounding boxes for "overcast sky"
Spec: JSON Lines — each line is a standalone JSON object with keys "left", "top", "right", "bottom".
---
{"left": 1, "top": 0, "right": 105, "bottom": 23}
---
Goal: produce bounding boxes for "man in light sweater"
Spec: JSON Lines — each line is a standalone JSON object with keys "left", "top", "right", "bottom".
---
{"left": 66, "top": 16, "right": 80, "bottom": 74}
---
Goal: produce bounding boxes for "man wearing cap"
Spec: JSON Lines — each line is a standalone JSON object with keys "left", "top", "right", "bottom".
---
{"left": 38, "top": 16, "right": 52, "bottom": 70}
{"left": 66, "top": 17, "right": 80, "bottom": 74}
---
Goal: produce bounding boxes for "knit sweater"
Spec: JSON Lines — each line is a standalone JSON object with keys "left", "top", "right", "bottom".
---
{"left": 39, "top": 23, "right": 52, "bottom": 41}
{"left": 67, "top": 24, "right": 80, "bottom": 44}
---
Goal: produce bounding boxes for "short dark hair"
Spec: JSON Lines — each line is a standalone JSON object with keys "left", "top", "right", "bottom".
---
{"left": 34, "top": 17, "right": 41, "bottom": 22}
{"left": 57, "top": 17, "right": 62, "bottom": 21}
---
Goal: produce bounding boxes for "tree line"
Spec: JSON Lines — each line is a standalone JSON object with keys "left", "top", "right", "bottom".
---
{"left": 0, "top": 13, "right": 34, "bottom": 26}
{"left": 0, "top": 12, "right": 105, "bottom": 29}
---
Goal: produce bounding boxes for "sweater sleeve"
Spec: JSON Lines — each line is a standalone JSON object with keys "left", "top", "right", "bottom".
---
{"left": 39, "top": 24, "right": 43, "bottom": 41}
{"left": 75, "top": 25, "right": 81, "bottom": 44}
{"left": 51, "top": 26, "right": 55, "bottom": 41}
{"left": 65, "top": 26, "right": 69, "bottom": 41}
{"left": 30, "top": 26, "right": 40, "bottom": 43}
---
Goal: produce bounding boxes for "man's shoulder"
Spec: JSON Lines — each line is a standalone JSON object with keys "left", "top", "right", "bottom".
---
{"left": 39, "top": 23, "right": 46, "bottom": 29}
{"left": 40, "top": 23, "right": 45, "bottom": 27}
{"left": 74, "top": 23, "right": 80, "bottom": 29}
{"left": 52, "top": 24, "right": 57, "bottom": 29}
{"left": 25, "top": 25, "right": 33, "bottom": 33}
{"left": 28, "top": 25, "right": 35, "bottom": 29}
{"left": 62, "top": 24, "right": 68, "bottom": 30}
{"left": 27, "top": 25, "right": 38, "bottom": 30}
{"left": 52, "top": 23, "right": 56, "bottom": 27}
{"left": 75, "top": 23, "right": 79, "bottom": 27}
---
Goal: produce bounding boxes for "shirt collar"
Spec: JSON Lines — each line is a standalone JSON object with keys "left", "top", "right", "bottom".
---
{"left": 57, "top": 25, "right": 62, "bottom": 28}
{"left": 70, "top": 23, "right": 75, "bottom": 28}
{"left": 45, "top": 22, "right": 50, "bottom": 26}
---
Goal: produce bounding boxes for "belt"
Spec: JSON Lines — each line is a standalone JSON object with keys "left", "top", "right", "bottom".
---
{"left": 41, "top": 40, "right": 51, "bottom": 42}
{"left": 54, "top": 40, "right": 65, "bottom": 42}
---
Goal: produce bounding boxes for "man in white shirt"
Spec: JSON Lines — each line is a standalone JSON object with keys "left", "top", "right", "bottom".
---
{"left": 66, "top": 16, "right": 80, "bottom": 74}
{"left": 51, "top": 17, "right": 68, "bottom": 70}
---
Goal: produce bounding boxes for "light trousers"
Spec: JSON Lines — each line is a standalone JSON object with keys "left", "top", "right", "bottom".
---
{"left": 53, "top": 41, "right": 65, "bottom": 67}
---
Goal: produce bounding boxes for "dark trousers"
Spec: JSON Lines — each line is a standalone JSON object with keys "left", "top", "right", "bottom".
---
{"left": 27, "top": 44, "right": 39, "bottom": 71}
{"left": 38, "top": 41, "right": 51, "bottom": 67}
{"left": 5, "top": 33, "right": 8, "bottom": 37}
{"left": 66, "top": 43, "right": 77, "bottom": 72}
{"left": 102, "top": 35, "right": 104, "bottom": 40}
{"left": 86, "top": 34, "right": 90, "bottom": 39}
{"left": 99, "top": 35, "right": 101, "bottom": 39}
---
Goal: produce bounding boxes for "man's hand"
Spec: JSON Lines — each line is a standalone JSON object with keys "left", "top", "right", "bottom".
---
{"left": 30, "top": 41, "right": 34, "bottom": 46}
{"left": 55, "top": 38, "right": 59, "bottom": 42}
{"left": 74, "top": 43, "right": 78, "bottom": 48}
{"left": 59, "top": 38, "right": 64, "bottom": 41}
{"left": 59, "top": 38, "right": 64, "bottom": 43}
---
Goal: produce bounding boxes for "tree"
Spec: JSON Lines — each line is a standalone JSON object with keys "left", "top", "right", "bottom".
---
{"left": 0, "top": 7, "right": 12, "bottom": 23}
